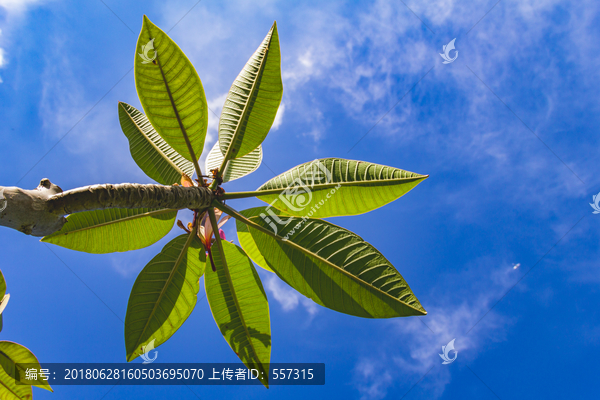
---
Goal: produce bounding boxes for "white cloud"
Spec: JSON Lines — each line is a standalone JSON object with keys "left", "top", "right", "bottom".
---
{"left": 352, "top": 261, "right": 520, "bottom": 398}
{"left": 0, "top": 0, "right": 51, "bottom": 82}
{"left": 271, "top": 103, "right": 285, "bottom": 131}
{"left": 200, "top": 92, "right": 228, "bottom": 169}
{"left": 0, "top": 0, "right": 47, "bottom": 14}
{"left": 265, "top": 274, "right": 319, "bottom": 316}
{"left": 354, "top": 359, "right": 394, "bottom": 400}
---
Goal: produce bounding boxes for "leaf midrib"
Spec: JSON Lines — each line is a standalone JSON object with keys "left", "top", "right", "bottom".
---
{"left": 221, "top": 176, "right": 427, "bottom": 200}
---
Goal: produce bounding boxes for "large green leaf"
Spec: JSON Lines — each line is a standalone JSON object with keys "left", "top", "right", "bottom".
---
{"left": 0, "top": 341, "right": 52, "bottom": 393}
{"left": 0, "top": 350, "right": 31, "bottom": 400}
{"left": 119, "top": 102, "right": 195, "bottom": 185}
{"left": 135, "top": 15, "right": 208, "bottom": 166}
{"left": 235, "top": 207, "right": 274, "bottom": 273}
{"left": 41, "top": 208, "right": 176, "bottom": 254}
{"left": 205, "top": 140, "right": 263, "bottom": 183}
{"left": 205, "top": 239, "right": 270, "bottom": 388}
{"left": 252, "top": 158, "right": 427, "bottom": 218}
{"left": 234, "top": 206, "right": 426, "bottom": 318}
{"left": 218, "top": 22, "right": 283, "bottom": 163}
{"left": 125, "top": 232, "right": 206, "bottom": 362}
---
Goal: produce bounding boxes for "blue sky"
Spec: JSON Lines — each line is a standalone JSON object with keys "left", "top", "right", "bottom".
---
{"left": 1, "top": 0, "right": 599, "bottom": 398}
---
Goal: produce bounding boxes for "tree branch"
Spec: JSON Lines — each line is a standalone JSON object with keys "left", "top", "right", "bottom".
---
{"left": 0, "top": 179, "right": 214, "bottom": 237}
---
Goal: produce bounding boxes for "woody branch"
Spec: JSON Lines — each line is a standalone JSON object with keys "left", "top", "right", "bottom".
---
{"left": 0, "top": 179, "right": 214, "bottom": 237}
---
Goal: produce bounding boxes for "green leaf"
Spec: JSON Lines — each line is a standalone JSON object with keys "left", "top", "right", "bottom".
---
{"left": 41, "top": 208, "right": 176, "bottom": 254}
{"left": 235, "top": 206, "right": 426, "bottom": 318}
{"left": 125, "top": 232, "right": 206, "bottom": 362}
{"left": 218, "top": 22, "right": 283, "bottom": 163}
{"left": 251, "top": 158, "right": 427, "bottom": 218}
{"left": 205, "top": 141, "right": 263, "bottom": 183}
{"left": 205, "top": 240, "right": 270, "bottom": 388}
{"left": 0, "top": 341, "right": 52, "bottom": 393}
{"left": 0, "top": 270, "right": 5, "bottom": 300}
{"left": 235, "top": 207, "right": 274, "bottom": 273}
{"left": 118, "top": 102, "right": 195, "bottom": 185}
{"left": 135, "top": 15, "right": 208, "bottom": 168}
{"left": 0, "top": 354, "right": 31, "bottom": 400}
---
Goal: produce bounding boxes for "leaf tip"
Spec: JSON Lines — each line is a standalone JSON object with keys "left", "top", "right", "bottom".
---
{"left": 142, "top": 14, "right": 154, "bottom": 29}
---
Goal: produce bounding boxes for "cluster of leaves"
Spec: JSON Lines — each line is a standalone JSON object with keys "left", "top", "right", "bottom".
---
{"left": 0, "top": 270, "right": 52, "bottom": 399}
{"left": 41, "top": 16, "right": 428, "bottom": 388}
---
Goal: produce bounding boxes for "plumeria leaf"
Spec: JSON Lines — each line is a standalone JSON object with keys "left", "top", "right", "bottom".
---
{"left": 205, "top": 141, "right": 263, "bottom": 183}
{"left": 0, "top": 341, "right": 52, "bottom": 393}
{"left": 205, "top": 239, "right": 270, "bottom": 388}
{"left": 135, "top": 15, "right": 208, "bottom": 167}
{"left": 218, "top": 22, "right": 282, "bottom": 163}
{"left": 118, "top": 102, "right": 195, "bottom": 185}
{"left": 42, "top": 208, "right": 176, "bottom": 254}
{"left": 253, "top": 158, "right": 427, "bottom": 218}
{"left": 235, "top": 207, "right": 426, "bottom": 318}
{"left": 125, "top": 232, "right": 206, "bottom": 362}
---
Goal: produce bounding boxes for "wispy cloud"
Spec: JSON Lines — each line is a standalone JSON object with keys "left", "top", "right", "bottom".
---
{"left": 354, "top": 359, "right": 394, "bottom": 400}
{"left": 0, "top": 0, "right": 48, "bottom": 14}
{"left": 264, "top": 273, "right": 319, "bottom": 317}
{"left": 0, "top": 0, "right": 51, "bottom": 81}
{"left": 352, "top": 260, "right": 520, "bottom": 399}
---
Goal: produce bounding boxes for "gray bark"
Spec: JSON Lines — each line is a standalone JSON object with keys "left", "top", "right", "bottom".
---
{"left": 0, "top": 179, "right": 214, "bottom": 237}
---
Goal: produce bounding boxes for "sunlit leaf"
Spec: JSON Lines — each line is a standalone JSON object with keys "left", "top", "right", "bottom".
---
{"left": 125, "top": 232, "right": 206, "bottom": 362}
{"left": 118, "top": 102, "right": 195, "bottom": 185}
{"left": 235, "top": 207, "right": 274, "bottom": 273}
{"left": 218, "top": 22, "right": 282, "bottom": 162}
{"left": 235, "top": 207, "right": 426, "bottom": 318}
{"left": 205, "top": 141, "right": 263, "bottom": 183}
{"left": 42, "top": 208, "right": 176, "bottom": 254}
{"left": 0, "top": 341, "right": 52, "bottom": 393}
{"left": 205, "top": 240, "right": 270, "bottom": 387}
{"left": 254, "top": 158, "right": 427, "bottom": 218}
{"left": 135, "top": 15, "right": 208, "bottom": 164}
